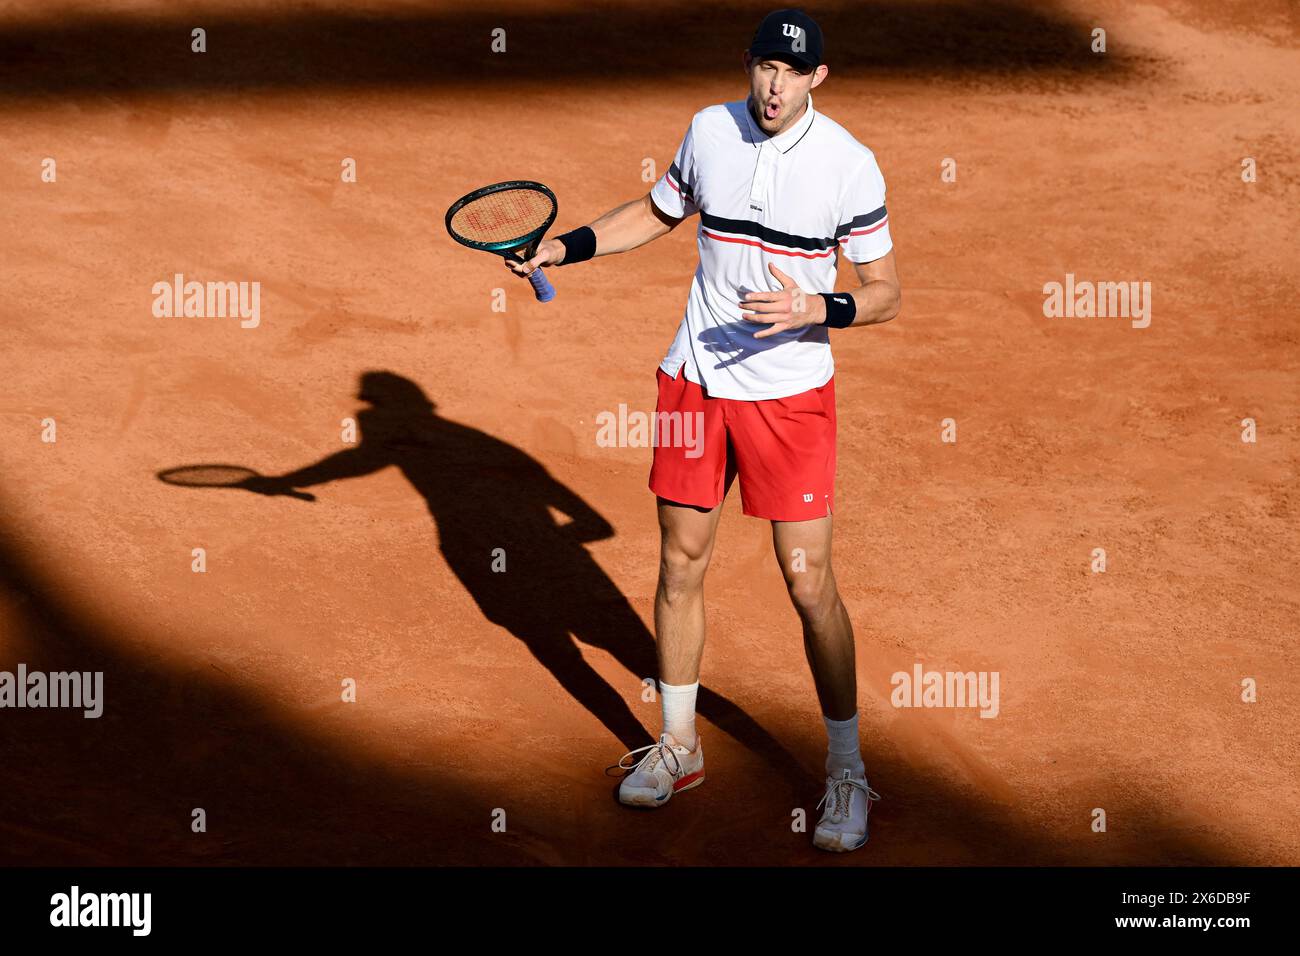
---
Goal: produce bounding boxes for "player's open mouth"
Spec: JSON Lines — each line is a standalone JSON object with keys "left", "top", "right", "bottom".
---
{"left": 764, "top": 100, "right": 780, "bottom": 120}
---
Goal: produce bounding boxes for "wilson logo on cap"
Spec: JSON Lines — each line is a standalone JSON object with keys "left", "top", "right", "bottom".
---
{"left": 750, "top": 10, "right": 822, "bottom": 67}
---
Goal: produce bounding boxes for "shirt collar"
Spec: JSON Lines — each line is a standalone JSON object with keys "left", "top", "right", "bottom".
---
{"left": 744, "top": 93, "right": 816, "bottom": 154}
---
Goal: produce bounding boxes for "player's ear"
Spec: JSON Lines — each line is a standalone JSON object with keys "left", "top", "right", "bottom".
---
{"left": 811, "top": 64, "right": 829, "bottom": 89}
{"left": 742, "top": 50, "right": 753, "bottom": 73}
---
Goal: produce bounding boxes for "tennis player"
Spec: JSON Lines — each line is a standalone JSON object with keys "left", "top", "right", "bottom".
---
{"left": 507, "top": 7, "right": 901, "bottom": 852}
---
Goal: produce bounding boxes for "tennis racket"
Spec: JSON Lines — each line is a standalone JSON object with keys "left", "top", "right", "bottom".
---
{"left": 158, "top": 464, "right": 316, "bottom": 502}
{"left": 445, "top": 180, "right": 558, "bottom": 302}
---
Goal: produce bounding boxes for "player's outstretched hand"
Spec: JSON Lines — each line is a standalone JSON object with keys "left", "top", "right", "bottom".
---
{"left": 505, "top": 239, "right": 567, "bottom": 278}
{"left": 237, "top": 475, "right": 317, "bottom": 502}
{"left": 740, "top": 262, "right": 827, "bottom": 338}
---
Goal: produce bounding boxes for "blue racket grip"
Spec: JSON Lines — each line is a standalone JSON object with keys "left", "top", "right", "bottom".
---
{"left": 527, "top": 266, "right": 556, "bottom": 302}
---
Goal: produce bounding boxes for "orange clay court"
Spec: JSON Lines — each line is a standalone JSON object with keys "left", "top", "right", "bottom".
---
{"left": 0, "top": 0, "right": 1296, "bottom": 865}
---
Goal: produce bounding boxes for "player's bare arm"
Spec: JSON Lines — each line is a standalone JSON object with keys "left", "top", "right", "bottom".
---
{"left": 505, "top": 192, "right": 683, "bottom": 276}
{"left": 739, "top": 251, "right": 902, "bottom": 338}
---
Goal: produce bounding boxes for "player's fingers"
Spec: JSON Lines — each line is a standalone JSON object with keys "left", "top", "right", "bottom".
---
{"left": 505, "top": 256, "right": 541, "bottom": 277}
{"left": 740, "top": 290, "right": 780, "bottom": 303}
{"left": 768, "top": 262, "right": 794, "bottom": 286}
{"left": 752, "top": 320, "right": 793, "bottom": 338}
{"left": 739, "top": 298, "right": 787, "bottom": 314}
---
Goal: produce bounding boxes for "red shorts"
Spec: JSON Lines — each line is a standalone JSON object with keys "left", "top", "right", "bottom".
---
{"left": 648, "top": 366, "right": 836, "bottom": 521}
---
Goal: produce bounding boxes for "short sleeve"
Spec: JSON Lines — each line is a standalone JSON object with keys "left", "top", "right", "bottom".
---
{"left": 650, "top": 119, "right": 700, "bottom": 219}
{"left": 836, "top": 157, "right": 891, "bottom": 263}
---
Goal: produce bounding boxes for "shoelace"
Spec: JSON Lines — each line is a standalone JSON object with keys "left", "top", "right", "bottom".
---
{"left": 816, "top": 772, "right": 882, "bottom": 819}
{"left": 613, "top": 736, "right": 683, "bottom": 777}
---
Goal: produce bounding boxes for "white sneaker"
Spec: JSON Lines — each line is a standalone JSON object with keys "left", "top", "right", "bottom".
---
{"left": 813, "top": 768, "right": 881, "bottom": 851}
{"left": 615, "top": 732, "right": 705, "bottom": 807}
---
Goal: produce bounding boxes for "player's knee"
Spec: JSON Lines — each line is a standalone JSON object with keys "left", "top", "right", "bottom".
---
{"left": 658, "top": 546, "right": 708, "bottom": 603}
{"left": 786, "top": 569, "right": 834, "bottom": 618}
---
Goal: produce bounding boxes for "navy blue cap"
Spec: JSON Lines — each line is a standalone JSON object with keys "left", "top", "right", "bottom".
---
{"left": 748, "top": 8, "right": 824, "bottom": 70}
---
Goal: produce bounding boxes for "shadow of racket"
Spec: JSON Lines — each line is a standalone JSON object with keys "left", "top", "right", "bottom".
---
{"left": 157, "top": 464, "right": 316, "bottom": 502}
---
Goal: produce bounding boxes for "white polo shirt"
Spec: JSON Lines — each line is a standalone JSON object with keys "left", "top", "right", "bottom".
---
{"left": 650, "top": 94, "right": 892, "bottom": 400}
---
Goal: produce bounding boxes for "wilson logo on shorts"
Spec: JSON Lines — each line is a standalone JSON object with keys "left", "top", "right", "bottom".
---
{"left": 803, "top": 493, "right": 814, "bottom": 502}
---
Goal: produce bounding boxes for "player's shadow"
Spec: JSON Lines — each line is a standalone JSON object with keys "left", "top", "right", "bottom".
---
{"left": 228, "top": 370, "right": 806, "bottom": 780}
{"left": 0, "top": 371, "right": 1255, "bottom": 865}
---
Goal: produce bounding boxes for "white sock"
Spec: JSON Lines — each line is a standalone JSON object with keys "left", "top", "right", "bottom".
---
{"left": 824, "top": 712, "right": 865, "bottom": 777}
{"left": 660, "top": 680, "right": 699, "bottom": 750}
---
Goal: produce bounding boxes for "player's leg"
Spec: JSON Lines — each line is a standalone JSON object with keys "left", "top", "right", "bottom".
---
{"left": 619, "top": 367, "right": 727, "bottom": 807}
{"left": 771, "top": 514, "right": 857, "bottom": 728}
{"left": 654, "top": 496, "right": 725, "bottom": 747}
{"left": 730, "top": 375, "right": 880, "bottom": 848}
{"left": 644, "top": 366, "right": 729, "bottom": 751}
{"left": 614, "top": 497, "right": 721, "bottom": 807}
{"left": 771, "top": 512, "right": 878, "bottom": 849}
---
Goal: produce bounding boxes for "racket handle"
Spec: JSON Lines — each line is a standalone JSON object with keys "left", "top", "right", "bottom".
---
{"left": 528, "top": 266, "right": 556, "bottom": 303}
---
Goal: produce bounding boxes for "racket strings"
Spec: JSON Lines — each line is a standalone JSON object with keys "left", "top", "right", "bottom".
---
{"left": 450, "top": 189, "right": 553, "bottom": 244}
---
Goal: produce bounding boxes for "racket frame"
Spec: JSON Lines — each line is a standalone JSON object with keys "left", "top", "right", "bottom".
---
{"left": 444, "top": 180, "right": 558, "bottom": 302}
